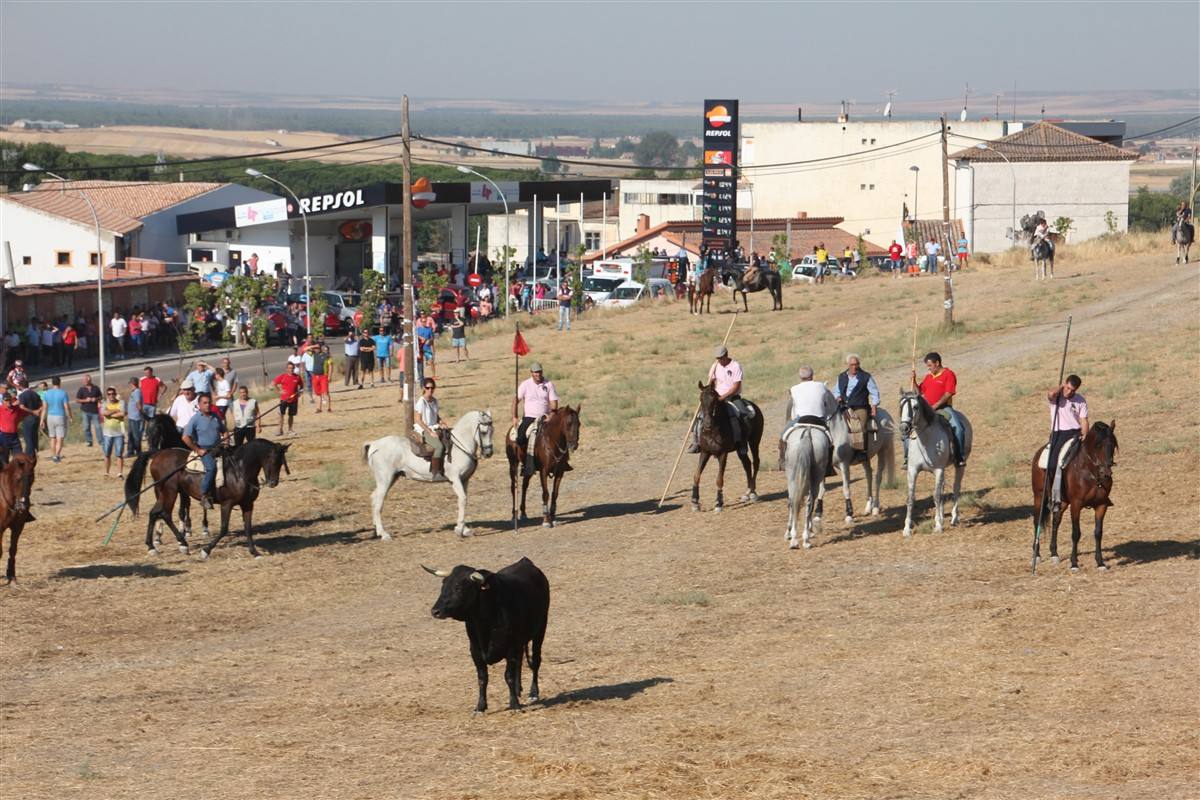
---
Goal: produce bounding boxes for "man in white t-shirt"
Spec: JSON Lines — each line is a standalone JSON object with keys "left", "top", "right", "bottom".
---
{"left": 924, "top": 238, "right": 941, "bottom": 274}
{"left": 169, "top": 380, "right": 200, "bottom": 432}
{"left": 110, "top": 312, "right": 128, "bottom": 359}
{"left": 413, "top": 378, "right": 447, "bottom": 479}
{"left": 788, "top": 365, "right": 836, "bottom": 425}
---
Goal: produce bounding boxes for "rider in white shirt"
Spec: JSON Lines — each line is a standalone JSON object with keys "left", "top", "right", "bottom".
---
{"left": 788, "top": 366, "right": 836, "bottom": 426}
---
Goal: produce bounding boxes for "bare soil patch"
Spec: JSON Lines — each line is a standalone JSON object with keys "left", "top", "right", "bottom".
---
{"left": 3, "top": 250, "right": 1197, "bottom": 799}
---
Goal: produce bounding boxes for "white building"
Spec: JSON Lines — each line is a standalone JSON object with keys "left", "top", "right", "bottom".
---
{"left": 740, "top": 119, "right": 1008, "bottom": 243}
{"left": 951, "top": 122, "right": 1139, "bottom": 252}
{"left": 0, "top": 179, "right": 286, "bottom": 285}
{"left": 617, "top": 178, "right": 753, "bottom": 240}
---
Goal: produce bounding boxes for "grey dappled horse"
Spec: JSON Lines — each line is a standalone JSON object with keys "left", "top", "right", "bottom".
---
{"left": 780, "top": 423, "right": 831, "bottom": 550}
{"left": 1174, "top": 220, "right": 1193, "bottom": 265}
{"left": 828, "top": 408, "right": 896, "bottom": 523}
{"left": 897, "top": 391, "right": 973, "bottom": 537}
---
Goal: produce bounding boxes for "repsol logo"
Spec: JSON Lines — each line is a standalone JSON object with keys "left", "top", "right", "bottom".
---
{"left": 299, "top": 189, "right": 366, "bottom": 214}
{"left": 705, "top": 129, "right": 732, "bottom": 137}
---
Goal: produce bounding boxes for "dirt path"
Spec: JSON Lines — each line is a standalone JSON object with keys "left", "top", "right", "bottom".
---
{"left": 3, "top": 255, "right": 1197, "bottom": 800}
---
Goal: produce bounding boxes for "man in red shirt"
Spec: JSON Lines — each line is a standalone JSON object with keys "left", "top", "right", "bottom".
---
{"left": 140, "top": 366, "right": 164, "bottom": 418}
{"left": 888, "top": 240, "right": 904, "bottom": 277}
{"left": 0, "top": 389, "right": 34, "bottom": 465}
{"left": 910, "top": 351, "right": 965, "bottom": 465}
{"left": 272, "top": 362, "right": 303, "bottom": 436}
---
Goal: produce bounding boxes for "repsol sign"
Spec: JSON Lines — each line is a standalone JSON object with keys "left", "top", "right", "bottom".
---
{"left": 298, "top": 189, "right": 366, "bottom": 214}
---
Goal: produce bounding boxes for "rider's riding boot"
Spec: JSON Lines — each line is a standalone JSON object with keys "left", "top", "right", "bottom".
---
{"left": 430, "top": 456, "right": 445, "bottom": 479}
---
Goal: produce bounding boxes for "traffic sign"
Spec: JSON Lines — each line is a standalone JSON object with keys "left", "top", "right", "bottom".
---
{"left": 466, "top": 273, "right": 483, "bottom": 287}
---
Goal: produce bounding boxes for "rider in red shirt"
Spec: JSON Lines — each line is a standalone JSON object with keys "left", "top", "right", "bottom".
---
{"left": 911, "top": 351, "right": 966, "bottom": 465}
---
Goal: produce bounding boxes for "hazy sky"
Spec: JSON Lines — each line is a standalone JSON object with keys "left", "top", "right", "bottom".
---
{"left": 2, "top": 1, "right": 1197, "bottom": 103}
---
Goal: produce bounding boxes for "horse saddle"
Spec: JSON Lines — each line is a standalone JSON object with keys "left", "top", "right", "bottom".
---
{"left": 843, "top": 410, "right": 868, "bottom": 451}
{"left": 1037, "top": 438, "right": 1079, "bottom": 471}
{"left": 184, "top": 454, "right": 224, "bottom": 487}
{"left": 408, "top": 430, "right": 452, "bottom": 462}
{"left": 742, "top": 266, "right": 761, "bottom": 285}
{"left": 507, "top": 416, "right": 542, "bottom": 446}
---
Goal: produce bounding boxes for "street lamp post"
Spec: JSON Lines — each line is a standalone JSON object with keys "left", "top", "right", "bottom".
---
{"left": 975, "top": 143, "right": 1017, "bottom": 241}
{"left": 23, "top": 164, "right": 106, "bottom": 390}
{"left": 456, "top": 165, "right": 510, "bottom": 318}
{"left": 909, "top": 165, "right": 920, "bottom": 221}
{"left": 245, "top": 169, "right": 311, "bottom": 333}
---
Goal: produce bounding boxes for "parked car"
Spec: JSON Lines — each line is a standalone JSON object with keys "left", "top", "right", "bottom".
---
{"left": 789, "top": 255, "right": 856, "bottom": 282}
{"left": 600, "top": 281, "right": 646, "bottom": 309}
{"left": 582, "top": 275, "right": 625, "bottom": 305}
{"left": 288, "top": 291, "right": 361, "bottom": 326}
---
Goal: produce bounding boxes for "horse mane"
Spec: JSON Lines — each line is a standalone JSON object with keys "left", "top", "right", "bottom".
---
{"left": 1086, "top": 421, "right": 1118, "bottom": 452}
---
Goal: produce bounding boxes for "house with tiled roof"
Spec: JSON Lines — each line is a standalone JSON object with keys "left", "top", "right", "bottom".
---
{"left": 0, "top": 179, "right": 285, "bottom": 287}
{"left": 950, "top": 121, "right": 1139, "bottom": 253}
{"left": 582, "top": 215, "right": 885, "bottom": 264}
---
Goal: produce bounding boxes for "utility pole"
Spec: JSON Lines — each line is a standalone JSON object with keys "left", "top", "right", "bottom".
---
{"left": 940, "top": 114, "right": 954, "bottom": 327}
{"left": 401, "top": 95, "right": 415, "bottom": 434}
{"left": 1191, "top": 146, "right": 1197, "bottom": 206}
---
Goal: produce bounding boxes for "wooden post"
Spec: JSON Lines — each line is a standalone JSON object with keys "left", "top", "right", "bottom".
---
{"left": 1191, "top": 146, "right": 1197, "bottom": 206}
{"left": 940, "top": 114, "right": 953, "bottom": 264}
{"left": 943, "top": 275, "right": 954, "bottom": 327}
{"left": 402, "top": 95, "right": 415, "bottom": 435}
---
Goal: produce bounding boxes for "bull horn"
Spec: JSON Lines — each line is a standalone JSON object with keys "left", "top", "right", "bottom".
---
{"left": 469, "top": 571, "right": 485, "bottom": 583}
{"left": 421, "top": 564, "right": 450, "bottom": 578}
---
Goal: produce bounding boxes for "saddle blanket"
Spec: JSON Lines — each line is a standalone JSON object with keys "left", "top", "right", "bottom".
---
{"left": 508, "top": 416, "right": 541, "bottom": 445}
{"left": 184, "top": 455, "right": 224, "bottom": 487}
{"left": 1037, "top": 438, "right": 1079, "bottom": 471}
{"left": 780, "top": 421, "right": 828, "bottom": 442}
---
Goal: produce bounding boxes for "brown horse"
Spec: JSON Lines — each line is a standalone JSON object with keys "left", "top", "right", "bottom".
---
{"left": 689, "top": 267, "right": 715, "bottom": 315}
{"left": 125, "top": 439, "right": 290, "bottom": 559}
{"left": 692, "top": 381, "right": 762, "bottom": 512}
{"left": 1031, "top": 420, "right": 1118, "bottom": 571}
{"left": 507, "top": 406, "right": 581, "bottom": 529}
{"left": 1, "top": 454, "right": 36, "bottom": 584}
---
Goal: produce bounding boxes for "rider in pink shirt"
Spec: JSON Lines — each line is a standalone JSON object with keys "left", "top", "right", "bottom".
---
{"left": 512, "top": 362, "right": 559, "bottom": 473}
{"left": 703, "top": 345, "right": 747, "bottom": 448}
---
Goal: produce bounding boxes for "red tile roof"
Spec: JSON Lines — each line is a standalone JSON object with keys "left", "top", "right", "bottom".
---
{"left": 2, "top": 192, "right": 143, "bottom": 236}
{"left": 950, "top": 122, "right": 1139, "bottom": 163}
{"left": 3, "top": 179, "right": 224, "bottom": 236}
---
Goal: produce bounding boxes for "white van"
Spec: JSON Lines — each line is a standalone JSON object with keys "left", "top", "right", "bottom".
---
{"left": 590, "top": 259, "right": 633, "bottom": 280}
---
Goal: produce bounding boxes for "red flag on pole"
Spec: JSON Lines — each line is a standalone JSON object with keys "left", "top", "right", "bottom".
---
{"left": 512, "top": 329, "right": 530, "bottom": 356}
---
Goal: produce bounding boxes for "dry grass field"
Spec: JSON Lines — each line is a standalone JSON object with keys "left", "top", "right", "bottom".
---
{"left": 2, "top": 243, "right": 1197, "bottom": 799}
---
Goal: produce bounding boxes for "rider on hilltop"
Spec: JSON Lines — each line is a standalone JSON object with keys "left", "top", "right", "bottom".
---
{"left": 512, "top": 361, "right": 559, "bottom": 477}
{"left": 911, "top": 352, "right": 966, "bottom": 467}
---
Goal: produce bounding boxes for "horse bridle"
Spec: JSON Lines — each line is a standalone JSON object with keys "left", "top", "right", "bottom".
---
{"left": 449, "top": 414, "right": 493, "bottom": 460}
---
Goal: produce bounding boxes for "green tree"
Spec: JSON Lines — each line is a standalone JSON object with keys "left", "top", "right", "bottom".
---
{"left": 1052, "top": 216, "right": 1074, "bottom": 239}
{"left": 417, "top": 267, "right": 448, "bottom": 319}
{"left": 633, "top": 246, "right": 654, "bottom": 285}
{"left": 308, "top": 289, "right": 330, "bottom": 337}
{"left": 179, "top": 281, "right": 215, "bottom": 377}
{"left": 1168, "top": 173, "right": 1196, "bottom": 201}
{"left": 570, "top": 244, "right": 587, "bottom": 312}
{"left": 1129, "top": 186, "right": 1179, "bottom": 231}
{"left": 634, "top": 131, "right": 680, "bottom": 167}
{"left": 359, "top": 269, "right": 387, "bottom": 331}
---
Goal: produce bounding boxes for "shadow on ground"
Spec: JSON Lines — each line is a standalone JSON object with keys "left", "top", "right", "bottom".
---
{"left": 1111, "top": 538, "right": 1200, "bottom": 565}
{"left": 538, "top": 676, "right": 674, "bottom": 709}
{"left": 55, "top": 563, "right": 185, "bottom": 580}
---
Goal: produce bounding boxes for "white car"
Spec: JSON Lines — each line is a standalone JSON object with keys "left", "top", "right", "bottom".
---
{"left": 789, "top": 255, "right": 855, "bottom": 282}
{"left": 582, "top": 275, "right": 625, "bottom": 305}
{"left": 600, "top": 281, "right": 646, "bottom": 309}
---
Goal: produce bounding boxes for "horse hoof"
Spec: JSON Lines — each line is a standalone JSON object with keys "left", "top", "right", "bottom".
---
{"left": 789, "top": 540, "right": 799, "bottom": 550}
{"left": 712, "top": 506, "right": 722, "bottom": 514}
{"left": 542, "top": 522, "right": 552, "bottom": 529}
{"left": 1070, "top": 565, "right": 1079, "bottom": 573}
{"left": 1097, "top": 564, "right": 1108, "bottom": 572}
{"left": 147, "top": 548, "right": 158, "bottom": 557}
{"left": 690, "top": 503, "right": 701, "bottom": 512}
{"left": 802, "top": 540, "right": 812, "bottom": 550}
{"left": 378, "top": 532, "right": 393, "bottom": 541}
{"left": 198, "top": 549, "right": 209, "bottom": 561}
{"left": 178, "top": 545, "right": 188, "bottom": 555}
{"left": 740, "top": 492, "right": 757, "bottom": 503}
{"left": 903, "top": 528, "right": 912, "bottom": 538}
{"left": 844, "top": 515, "right": 854, "bottom": 524}
{"left": 254, "top": 555, "right": 263, "bottom": 560}
{"left": 1051, "top": 556, "right": 1060, "bottom": 565}
{"left": 458, "top": 527, "right": 473, "bottom": 538}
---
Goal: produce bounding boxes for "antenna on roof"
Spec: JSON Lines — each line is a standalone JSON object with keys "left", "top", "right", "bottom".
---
{"left": 960, "top": 83, "right": 970, "bottom": 122}
{"left": 884, "top": 90, "right": 896, "bottom": 119}
{"left": 154, "top": 150, "right": 166, "bottom": 174}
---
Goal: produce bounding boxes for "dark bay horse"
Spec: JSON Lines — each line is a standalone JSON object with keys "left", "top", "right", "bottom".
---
{"left": 1031, "top": 421, "right": 1118, "bottom": 571}
{"left": 125, "top": 439, "right": 290, "bottom": 559}
{"left": 692, "top": 380, "right": 762, "bottom": 512}
{"left": 1, "top": 454, "right": 36, "bottom": 584}
{"left": 507, "top": 406, "right": 581, "bottom": 529}
{"left": 722, "top": 264, "right": 783, "bottom": 311}
{"left": 689, "top": 267, "right": 716, "bottom": 315}
{"left": 146, "top": 413, "right": 184, "bottom": 450}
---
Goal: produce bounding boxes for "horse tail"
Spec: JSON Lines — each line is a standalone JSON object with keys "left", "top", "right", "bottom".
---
{"left": 879, "top": 429, "right": 896, "bottom": 487}
{"left": 124, "top": 452, "right": 154, "bottom": 517}
{"left": 362, "top": 442, "right": 372, "bottom": 463}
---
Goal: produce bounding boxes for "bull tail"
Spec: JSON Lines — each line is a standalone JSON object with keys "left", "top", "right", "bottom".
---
{"left": 124, "top": 451, "right": 154, "bottom": 517}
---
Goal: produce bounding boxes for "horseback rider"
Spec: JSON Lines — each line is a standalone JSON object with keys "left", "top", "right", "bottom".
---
{"left": 1044, "top": 374, "right": 1088, "bottom": 503}
{"left": 789, "top": 365, "right": 836, "bottom": 426}
{"left": 833, "top": 353, "right": 880, "bottom": 446}
{"left": 182, "top": 393, "right": 225, "bottom": 510}
{"left": 910, "top": 352, "right": 966, "bottom": 467}
{"left": 512, "top": 361, "right": 559, "bottom": 476}
{"left": 1030, "top": 215, "right": 1052, "bottom": 259}
{"left": 709, "top": 345, "right": 747, "bottom": 446}
{"left": 414, "top": 378, "right": 448, "bottom": 479}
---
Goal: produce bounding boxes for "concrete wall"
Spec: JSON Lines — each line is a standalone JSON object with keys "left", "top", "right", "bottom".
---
{"left": 740, "top": 119, "right": 1008, "bottom": 243}
{"left": 0, "top": 198, "right": 122, "bottom": 285}
{"left": 957, "top": 160, "right": 1130, "bottom": 253}
{"left": 140, "top": 184, "right": 280, "bottom": 265}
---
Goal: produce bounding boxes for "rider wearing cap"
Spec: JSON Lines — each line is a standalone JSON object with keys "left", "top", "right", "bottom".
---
{"left": 708, "top": 345, "right": 747, "bottom": 447}
{"left": 911, "top": 351, "right": 966, "bottom": 466}
{"left": 512, "top": 361, "right": 559, "bottom": 475}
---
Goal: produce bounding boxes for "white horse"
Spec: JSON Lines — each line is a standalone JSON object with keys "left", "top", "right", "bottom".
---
{"left": 897, "top": 391, "right": 973, "bottom": 537}
{"left": 781, "top": 423, "right": 832, "bottom": 550}
{"left": 364, "top": 410, "right": 495, "bottom": 539}
{"left": 828, "top": 408, "right": 896, "bottom": 523}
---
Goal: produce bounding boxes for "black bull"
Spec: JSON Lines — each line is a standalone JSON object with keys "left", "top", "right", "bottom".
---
{"left": 423, "top": 557, "right": 550, "bottom": 713}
